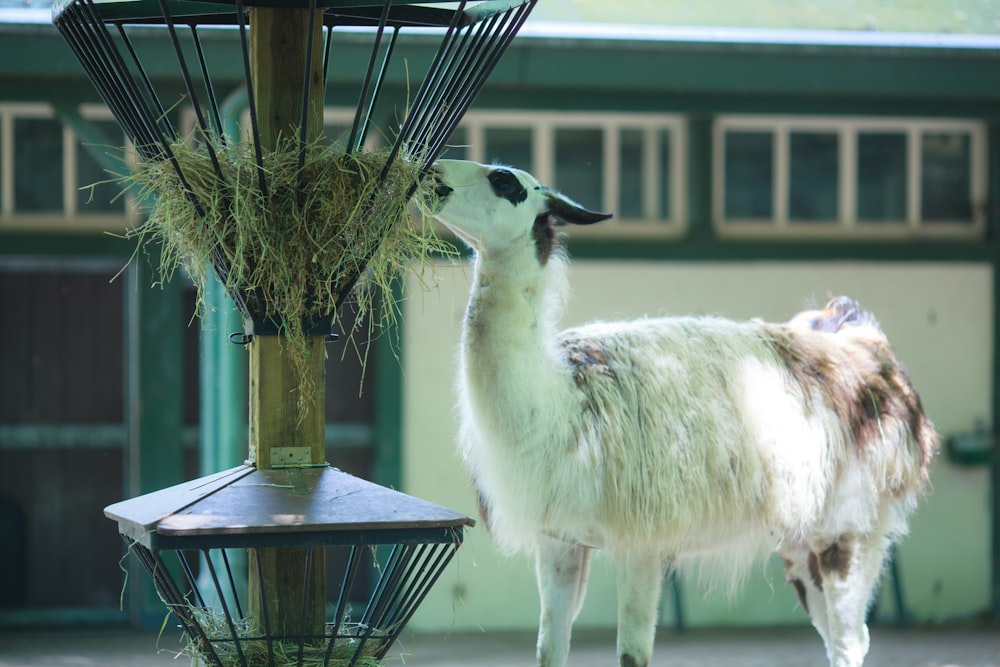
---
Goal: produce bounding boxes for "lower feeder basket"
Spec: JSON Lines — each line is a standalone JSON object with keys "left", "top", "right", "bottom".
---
{"left": 106, "top": 465, "right": 474, "bottom": 667}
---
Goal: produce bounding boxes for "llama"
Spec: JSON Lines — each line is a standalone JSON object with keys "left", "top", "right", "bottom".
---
{"left": 425, "top": 159, "right": 939, "bottom": 667}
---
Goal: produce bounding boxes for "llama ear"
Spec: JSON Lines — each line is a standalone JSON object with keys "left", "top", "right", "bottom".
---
{"left": 544, "top": 189, "right": 613, "bottom": 225}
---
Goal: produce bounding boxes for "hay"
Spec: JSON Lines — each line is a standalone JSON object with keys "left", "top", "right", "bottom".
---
{"left": 179, "top": 607, "right": 384, "bottom": 667}
{"left": 124, "top": 136, "right": 453, "bottom": 414}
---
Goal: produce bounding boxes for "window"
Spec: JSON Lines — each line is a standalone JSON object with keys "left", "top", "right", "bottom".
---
{"left": 448, "top": 111, "right": 687, "bottom": 236}
{"left": 714, "top": 116, "right": 986, "bottom": 238}
{"left": 0, "top": 103, "right": 133, "bottom": 231}
{"left": 724, "top": 131, "right": 773, "bottom": 219}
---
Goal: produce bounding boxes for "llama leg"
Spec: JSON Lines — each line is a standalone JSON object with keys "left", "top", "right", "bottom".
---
{"left": 614, "top": 552, "right": 665, "bottom": 667}
{"left": 817, "top": 534, "right": 891, "bottom": 667}
{"left": 781, "top": 549, "right": 831, "bottom": 654}
{"left": 535, "top": 536, "right": 593, "bottom": 667}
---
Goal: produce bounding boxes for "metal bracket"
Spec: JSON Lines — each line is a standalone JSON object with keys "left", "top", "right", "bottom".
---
{"left": 270, "top": 446, "right": 315, "bottom": 468}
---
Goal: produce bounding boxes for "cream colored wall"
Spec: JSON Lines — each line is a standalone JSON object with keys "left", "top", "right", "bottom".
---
{"left": 402, "top": 258, "right": 993, "bottom": 632}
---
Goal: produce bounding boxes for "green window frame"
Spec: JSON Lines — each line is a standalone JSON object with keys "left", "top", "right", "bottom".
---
{"left": 0, "top": 103, "right": 134, "bottom": 232}
{"left": 713, "top": 116, "right": 987, "bottom": 240}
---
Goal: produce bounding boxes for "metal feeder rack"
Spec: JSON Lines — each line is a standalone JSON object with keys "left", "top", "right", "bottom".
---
{"left": 51, "top": 1, "right": 537, "bottom": 664}
{"left": 106, "top": 466, "right": 473, "bottom": 666}
{"left": 52, "top": 0, "right": 537, "bottom": 327}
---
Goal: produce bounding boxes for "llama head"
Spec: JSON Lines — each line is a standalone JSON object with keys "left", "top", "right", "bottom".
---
{"left": 429, "top": 159, "right": 612, "bottom": 263}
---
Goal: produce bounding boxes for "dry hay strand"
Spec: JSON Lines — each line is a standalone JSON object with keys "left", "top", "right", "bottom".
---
{"left": 179, "top": 607, "right": 384, "bottom": 667}
{"left": 124, "top": 136, "right": 453, "bottom": 416}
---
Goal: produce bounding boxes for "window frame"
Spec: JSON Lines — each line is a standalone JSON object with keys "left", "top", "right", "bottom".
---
{"left": 0, "top": 103, "right": 136, "bottom": 232}
{"left": 455, "top": 110, "right": 688, "bottom": 238}
{"left": 713, "top": 115, "right": 988, "bottom": 240}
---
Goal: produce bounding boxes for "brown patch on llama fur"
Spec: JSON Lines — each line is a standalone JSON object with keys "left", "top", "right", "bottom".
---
{"left": 762, "top": 298, "right": 938, "bottom": 486}
{"left": 564, "top": 338, "right": 617, "bottom": 387}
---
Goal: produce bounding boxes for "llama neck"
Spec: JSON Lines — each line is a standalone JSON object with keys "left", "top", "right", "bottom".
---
{"left": 460, "top": 248, "right": 568, "bottom": 428}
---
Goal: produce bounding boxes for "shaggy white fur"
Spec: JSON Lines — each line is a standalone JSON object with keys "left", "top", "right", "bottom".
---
{"left": 427, "top": 159, "right": 939, "bottom": 667}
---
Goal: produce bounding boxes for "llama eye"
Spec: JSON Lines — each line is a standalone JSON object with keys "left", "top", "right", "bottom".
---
{"left": 488, "top": 169, "right": 527, "bottom": 205}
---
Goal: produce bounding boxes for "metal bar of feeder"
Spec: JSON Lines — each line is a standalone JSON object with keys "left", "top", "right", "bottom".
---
{"left": 115, "top": 24, "right": 177, "bottom": 161}
{"left": 381, "top": 0, "right": 466, "bottom": 174}
{"left": 58, "top": 10, "right": 151, "bottom": 152}
{"left": 220, "top": 549, "right": 246, "bottom": 620}
{"left": 296, "top": 0, "right": 320, "bottom": 189}
{"left": 369, "top": 544, "right": 422, "bottom": 632}
{"left": 112, "top": 23, "right": 178, "bottom": 151}
{"left": 73, "top": 0, "right": 158, "bottom": 144}
{"left": 295, "top": 546, "right": 314, "bottom": 667}
{"left": 203, "top": 549, "right": 251, "bottom": 667}
{"left": 190, "top": 24, "right": 226, "bottom": 145}
{"left": 377, "top": 543, "right": 434, "bottom": 628}
{"left": 406, "top": 16, "right": 483, "bottom": 152}
{"left": 158, "top": 0, "right": 225, "bottom": 179}
{"left": 411, "top": 8, "right": 515, "bottom": 161}
{"left": 365, "top": 543, "right": 459, "bottom": 660}
{"left": 346, "top": 0, "right": 392, "bottom": 154}
{"left": 349, "top": 544, "right": 415, "bottom": 661}
{"left": 417, "top": 7, "right": 514, "bottom": 156}
{"left": 177, "top": 549, "right": 208, "bottom": 609}
{"left": 361, "top": 544, "right": 413, "bottom": 630}
{"left": 70, "top": 1, "right": 167, "bottom": 157}
{"left": 385, "top": 546, "right": 459, "bottom": 654}
{"left": 397, "top": 10, "right": 479, "bottom": 154}
{"left": 382, "top": 545, "right": 451, "bottom": 626}
{"left": 58, "top": 17, "right": 133, "bottom": 142}
{"left": 322, "top": 25, "right": 333, "bottom": 86}
{"left": 323, "top": 544, "right": 362, "bottom": 666}
{"left": 355, "top": 26, "right": 399, "bottom": 152}
{"left": 133, "top": 544, "right": 226, "bottom": 667}
{"left": 252, "top": 547, "right": 279, "bottom": 667}
{"left": 113, "top": 21, "right": 179, "bottom": 143}
{"left": 235, "top": 0, "right": 268, "bottom": 199}
{"left": 93, "top": 9, "right": 210, "bottom": 219}
{"left": 231, "top": 0, "right": 273, "bottom": 325}
{"left": 424, "top": 2, "right": 534, "bottom": 165}
{"left": 389, "top": 542, "right": 454, "bottom": 630}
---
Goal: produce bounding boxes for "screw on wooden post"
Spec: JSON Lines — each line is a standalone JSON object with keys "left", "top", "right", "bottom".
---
{"left": 245, "top": 5, "right": 328, "bottom": 642}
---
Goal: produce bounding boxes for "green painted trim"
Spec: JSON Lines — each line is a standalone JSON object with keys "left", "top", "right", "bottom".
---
{"left": 565, "top": 237, "right": 994, "bottom": 263}
{"left": 3, "top": 27, "right": 1000, "bottom": 102}
{"left": 372, "top": 281, "right": 405, "bottom": 491}
{"left": 123, "top": 249, "right": 185, "bottom": 628}
{"left": 199, "top": 273, "right": 248, "bottom": 475}
{"left": 0, "top": 607, "right": 128, "bottom": 628}
{"left": 324, "top": 422, "right": 374, "bottom": 450}
{"left": 0, "top": 232, "right": 136, "bottom": 258}
{"left": 989, "top": 122, "right": 1000, "bottom": 620}
{"left": 0, "top": 424, "right": 125, "bottom": 448}
{"left": 686, "top": 115, "right": 713, "bottom": 240}
{"left": 493, "top": 45, "right": 1000, "bottom": 100}
{"left": 197, "top": 86, "right": 251, "bottom": 476}
{"left": 0, "top": 424, "right": 201, "bottom": 449}
{"left": 127, "top": 253, "right": 185, "bottom": 492}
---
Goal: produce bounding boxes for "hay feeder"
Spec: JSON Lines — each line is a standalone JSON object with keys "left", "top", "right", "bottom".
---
{"left": 51, "top": 0, "right": 536, "bottom": 663}
{"left": 106, "top": 465, "right": 472, "bottom": 666}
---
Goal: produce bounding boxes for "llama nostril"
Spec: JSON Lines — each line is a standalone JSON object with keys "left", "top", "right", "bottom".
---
{"left": 434, "top": 182, "right": 454, "bottom": 198}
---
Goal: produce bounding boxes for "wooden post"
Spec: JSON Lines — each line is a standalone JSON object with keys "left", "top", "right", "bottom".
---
{"left": 245, "top": 6, "right": 328, "bottom": 641}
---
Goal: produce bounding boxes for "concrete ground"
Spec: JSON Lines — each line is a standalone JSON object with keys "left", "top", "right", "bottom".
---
{"left": 0, "top": 625, "right": 998, "bottom": 667}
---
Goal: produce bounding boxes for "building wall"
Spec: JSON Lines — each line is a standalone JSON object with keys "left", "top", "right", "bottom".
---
{"left": 402, "top": 257, "right": 992, "bottom": 631}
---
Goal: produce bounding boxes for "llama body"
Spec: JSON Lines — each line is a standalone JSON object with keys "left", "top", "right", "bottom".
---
{"left": 428, "top": 159, "right": 939, "bottom": 667}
